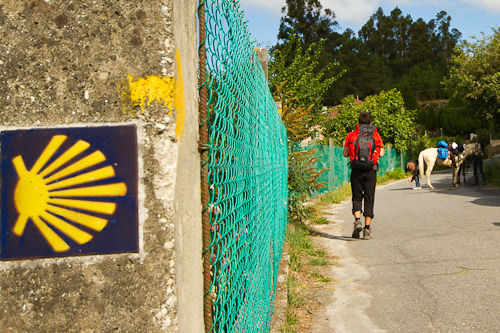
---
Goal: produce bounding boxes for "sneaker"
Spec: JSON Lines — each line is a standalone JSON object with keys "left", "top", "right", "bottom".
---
{"left": 363, "top": 228, "right": 372, "bottom": 240}
{"left": 352, "top": 220, "right": 362, "bottom": 238}
{"left": 472, "top": 182, "right": 478, "bottom": 185}
{"left": 482, "top": 182, "right": 487, "bottom": 185}
{"left": 413, "top": 187, "right": 422, "bottom": 190}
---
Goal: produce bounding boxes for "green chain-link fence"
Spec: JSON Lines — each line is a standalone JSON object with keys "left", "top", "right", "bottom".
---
{"left": 199, "top": 0, "right": 288, "bottom": 332}
{"left": 297, "top": 143, "right": 408, "bottom": 198}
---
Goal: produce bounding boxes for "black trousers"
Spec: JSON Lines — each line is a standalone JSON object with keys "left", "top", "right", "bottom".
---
{"left": 350, "top": 168, "right": 377, "bottom": 219}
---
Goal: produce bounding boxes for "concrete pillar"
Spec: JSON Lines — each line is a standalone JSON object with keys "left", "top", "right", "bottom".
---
{"left": 254, "top": 48, "right": 268, "bottom": 81}
{"left": 173, "top": 0, "right": 204, "bottom": 332}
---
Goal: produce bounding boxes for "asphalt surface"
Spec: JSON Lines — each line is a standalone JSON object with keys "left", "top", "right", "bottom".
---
{"left": 310, "top": 169, "right": 500, "bottom": 333}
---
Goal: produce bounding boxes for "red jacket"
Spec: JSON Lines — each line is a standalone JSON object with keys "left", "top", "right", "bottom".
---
{"left": 344, "top": 124, "right": 384, "bottom": 167}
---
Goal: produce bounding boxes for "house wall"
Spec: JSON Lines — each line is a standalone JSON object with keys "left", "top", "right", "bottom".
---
{"left": 0, "top": 0, "right": 201, "bottom": 331}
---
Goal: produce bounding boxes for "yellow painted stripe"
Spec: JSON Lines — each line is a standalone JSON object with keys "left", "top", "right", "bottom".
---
{"left": 47, "top": 166, "right": 115, "bottom": 191}
{"left": 48, "top": 198, "right": 116, "bottom": 215}
{"left": 45, "top": 205, "right": 108, "bottom": 231}
{"left": 175, "top": 49, "right": 186, "bottom": 139}
{"left": 40, "top": 212, "right": 93, "bottom": 245}
{"left": 32, "top": 216, "right": 70, "bottom": 252}
{"left": 32, "top": 135, "right": 67, "bottom": 174}
{"left": 40, "top": 140, "right": 91, "bottom": 178}
{"left": 44, "top": 151, "right": 106, "bottom": 183}
{"left": 50, "top": 183, "right": 127, "bottom": 197}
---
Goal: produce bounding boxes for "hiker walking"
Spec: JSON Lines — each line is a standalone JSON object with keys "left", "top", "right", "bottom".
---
{"left": 343, "top": 112, "right": 385, "bottom": 240}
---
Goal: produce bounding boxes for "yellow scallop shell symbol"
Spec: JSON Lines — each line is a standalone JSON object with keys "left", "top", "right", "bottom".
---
{"left": 12, "top": 135, "right": 127, "bottom": 252}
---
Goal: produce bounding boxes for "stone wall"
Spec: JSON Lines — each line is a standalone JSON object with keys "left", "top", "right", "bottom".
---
{"left": 0, "top": 0, "right": 201, "bottom": 331}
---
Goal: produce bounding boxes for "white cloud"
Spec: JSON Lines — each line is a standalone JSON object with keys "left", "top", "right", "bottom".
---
{"left": 321, "top": 0, "right": 380, "bottom": 27}
{"left": 460, "top": 0, "right": 500, "bottom": 13}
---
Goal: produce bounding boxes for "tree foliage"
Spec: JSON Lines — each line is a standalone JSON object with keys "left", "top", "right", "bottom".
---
{"left": 445, "top": 28, "right": 500, "bottom": 122}
{"left": 270, "top": 33, "right": 344, "bottom": 124}
{"left": 320, "top": 89, "right": 416, "bottom": 152}
{"left": 274, "top": 3, "right": 462, "bottom": 105}
{"left": 278, "top": 0, "right": 338, "bottom": 46}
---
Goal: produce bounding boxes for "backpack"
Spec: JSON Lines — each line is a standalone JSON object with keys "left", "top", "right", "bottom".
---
{"left": 437, "top": 148, "right": 449, "bottom": 159}
{"left": 474, "top": 143, "right": 484, "bottom": 159}
{"left": 437, "top": 140, "right": 448, "bottom": 148}
{"left": 350, "top": 124, "right": 379, "bottom": 170}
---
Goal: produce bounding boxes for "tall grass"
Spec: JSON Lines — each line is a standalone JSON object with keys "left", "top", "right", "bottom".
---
{"left": 319, "top": 182, "right": 352, "bottom": 205}
{"left": 484, "top": 159, "right": 500, "bottom": 187}
{"left": 377, "top": 169, "right": 405, "bottom": 184}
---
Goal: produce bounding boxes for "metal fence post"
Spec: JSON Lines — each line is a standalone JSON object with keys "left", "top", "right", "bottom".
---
{"left": 329, "top": 139, "right": 335, "bottom": 191}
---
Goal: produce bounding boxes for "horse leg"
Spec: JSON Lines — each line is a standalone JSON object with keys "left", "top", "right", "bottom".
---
{"left": 426, "top": 164, "right": 435, "bottom": 189}
{"left": 452, "top": 166, "right": 459, "bottom": 187}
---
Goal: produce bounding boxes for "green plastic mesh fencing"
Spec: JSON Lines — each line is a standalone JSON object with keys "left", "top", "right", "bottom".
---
{"left": 200, "top": 1, "right": 289, "bottom": 332}
{"left": 297, "top": 143, "right": 408, "bottom": 198}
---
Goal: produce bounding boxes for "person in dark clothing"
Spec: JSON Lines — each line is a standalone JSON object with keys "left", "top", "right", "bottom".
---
{"left": 343, "top": 112, "right": 385, "bottom": 240}
{"left": 471, "top": 137, "right": 486, "bottom": 185}
{"left": 405, "top": 160, "right": 421, "bottom": 189}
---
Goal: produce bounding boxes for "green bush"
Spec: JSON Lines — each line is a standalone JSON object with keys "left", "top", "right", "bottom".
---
{"left": 485, "top": 160, "right": 500, "bottom": 188}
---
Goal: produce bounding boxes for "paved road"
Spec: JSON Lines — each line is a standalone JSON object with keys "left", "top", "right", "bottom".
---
{"left": 311, "top": 169, "right": 500, "bottom": 332}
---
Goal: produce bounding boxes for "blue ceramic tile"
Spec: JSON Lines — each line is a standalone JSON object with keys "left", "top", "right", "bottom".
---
{"left": 1, "top": 125, "right": 139, "bottom": 260}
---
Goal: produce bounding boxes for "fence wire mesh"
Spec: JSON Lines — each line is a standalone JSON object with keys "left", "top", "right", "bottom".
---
{"left": 200, "top": 0, "right": 289, "bottom": 332}
{"left": 296, "top": 143, "right": 408, "bottom": 198}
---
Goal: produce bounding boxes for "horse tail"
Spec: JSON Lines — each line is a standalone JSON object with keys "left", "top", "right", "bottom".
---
{"left": 418, "top": 149, "right": 425, "bottom": 179}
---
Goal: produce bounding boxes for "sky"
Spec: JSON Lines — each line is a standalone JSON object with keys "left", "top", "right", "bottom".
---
{"left": 238, "top": 0, "right": 500, "bottom": 47}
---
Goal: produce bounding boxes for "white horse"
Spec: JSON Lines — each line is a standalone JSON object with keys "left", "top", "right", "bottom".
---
{"left": 418, "top": 144, "right": 474, "bottom": 189}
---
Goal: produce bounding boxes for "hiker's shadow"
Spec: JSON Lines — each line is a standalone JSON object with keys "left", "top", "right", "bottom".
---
{"left": 308, "top": 229, "right": 357, "bottom": 241}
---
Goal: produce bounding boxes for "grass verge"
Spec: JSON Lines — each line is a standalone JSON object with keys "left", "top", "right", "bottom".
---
{"left": 319, "top": 182, "right": 352, "bottom": 205}
{"left": 377, "top": 169, "right": 405, "bottom": 184}
{"left": 485, "top": 159, "right": 500, "bottom": 187}
{"left": 283, "top": 219, "right": 336, "bottom": 332}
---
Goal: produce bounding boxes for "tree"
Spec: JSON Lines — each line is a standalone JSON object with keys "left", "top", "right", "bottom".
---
{"left": 272, "top": 4, "right": 462, "bottom": 105}
{"left": 431, "top": 11, "right": 462, "bottom": 62}
{"left": 364, "top": 89, "right": 417, "bottom": 151}
{"left": 328, "top": 30, "right": 393, "bottom": 104}
{"left": 320, "top": 95, "right": 361, "bottom": 146}
{"left": 445, "top": 28, "right": 500, "bottom": 123}
{"left": 269, "top": 33, "right": 344, "bottom": 124}
{"left": 407, "top": 18, "right": 433, "bottom": 69}
{"left": 321, "top": 89, "right": 417, "bottom": 152}
{"left": 277, "top": 0, "right": 339, "bottom": 47}
{"left": 400, "top": 84, "right": 419, "bottom": 111}
{"left": 425, "top": 105, "right": 437, "bottom": 130}
{"left": 388, "top": 8, "right": 413, "bottom": 75}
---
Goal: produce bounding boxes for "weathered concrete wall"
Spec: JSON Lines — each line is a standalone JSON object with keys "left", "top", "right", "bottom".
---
{"left": 0, "top": 0, "right": 200, "bottom": 331}
{"left": 172, "top": 0, "right": 204, "bottom": 332}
